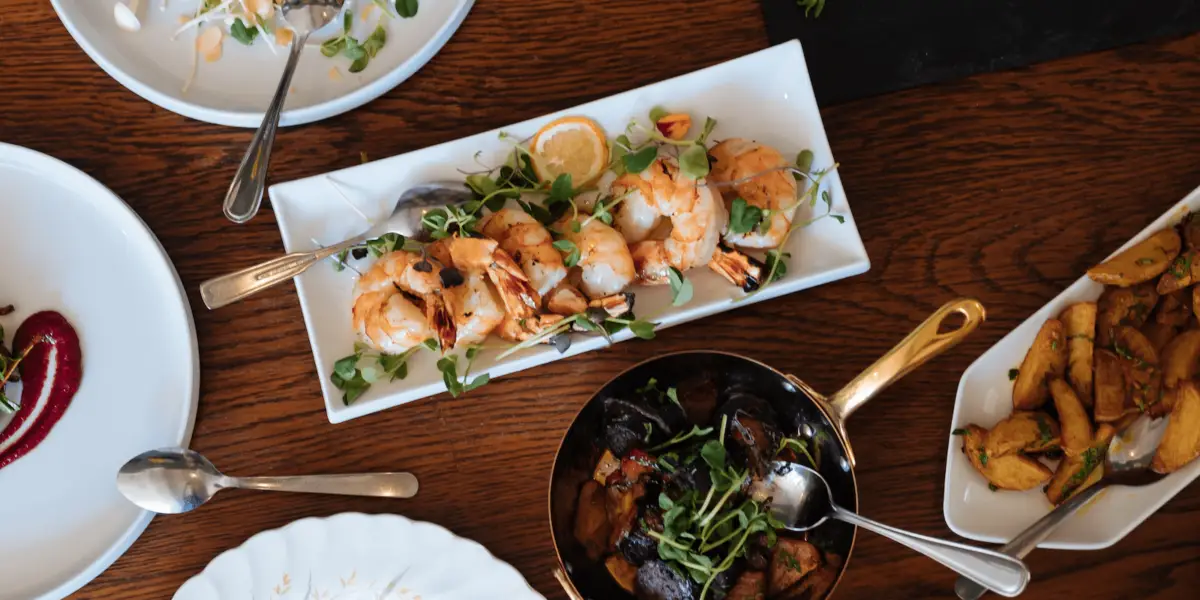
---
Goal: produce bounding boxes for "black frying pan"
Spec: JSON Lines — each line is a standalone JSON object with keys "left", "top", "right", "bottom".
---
{"left": 548, "top": 298, "right": 986, "bottom": 599}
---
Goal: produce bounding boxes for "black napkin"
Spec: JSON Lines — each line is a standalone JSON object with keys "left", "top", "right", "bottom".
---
{"left": 761, "top": 0, "right": 1200, "bottom": 106}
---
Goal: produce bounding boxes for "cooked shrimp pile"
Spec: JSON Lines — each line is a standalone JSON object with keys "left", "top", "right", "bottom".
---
{"left": 349, "top": 112, "right": 828, "bottom": 357}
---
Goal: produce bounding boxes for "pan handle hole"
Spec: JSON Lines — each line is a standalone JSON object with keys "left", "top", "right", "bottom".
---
{"left": 936, "top": 310, "right": 967, "bottom": 334}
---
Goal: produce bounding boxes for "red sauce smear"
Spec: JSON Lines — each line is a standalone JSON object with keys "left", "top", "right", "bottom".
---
{"left": 0, "top": 311, "right": 83, "bottom": 470}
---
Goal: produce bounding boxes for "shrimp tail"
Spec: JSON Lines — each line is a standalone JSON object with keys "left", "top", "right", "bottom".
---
{"left": 545, "top": 282, "right": 589, "bottom": 316}
{"left": 487, "top": 248, "right": 542, "bottom": 320}
{"left": 709, "top": 244, "right": 765, "bottom": 292}
{"left": 497, "top": 313, "right": 565, "bottom": 342}
{"left": 589, "top": 292, "right": 635, "bottom": 318}
{"left": 425, "top": 294, "right": 457, "bottom": 352}
{"left": 630, "top": 240, "right": 672, "bottom": 285}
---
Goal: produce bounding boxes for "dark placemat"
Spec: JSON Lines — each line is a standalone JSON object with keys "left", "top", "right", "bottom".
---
{"left": 762, "top": 0, "right": 1200, "bottom": 106}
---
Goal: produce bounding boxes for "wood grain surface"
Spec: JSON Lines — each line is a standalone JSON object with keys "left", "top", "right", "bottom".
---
{"left": 2, "top": 1, "right": 1199, "bottom": 598}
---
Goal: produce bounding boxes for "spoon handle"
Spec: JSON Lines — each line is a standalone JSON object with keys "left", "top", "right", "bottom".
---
{"left": 222, "top": 36, "right": 307, "bottom": 224}
{"left": 199, "top": 234, "right": 367, "bottom": 309}
{"left": 954, "top": 483, "right": 1108, "bottom": 600}
{"left": 831, "top": 506, "right": 1029, "bottom": 597}
{"left": 231, "top": 472, "right": 419, "bottom": 498}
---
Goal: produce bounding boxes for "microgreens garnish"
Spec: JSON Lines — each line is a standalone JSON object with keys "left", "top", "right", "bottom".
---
{"left": 777, "top": 436, "right": 818, "bottom": 469}
{"left": 320, "top": 16, "right": 387, "bottom": 73}
{"left": 435, "top": 344, "right": 489, "bottom": 397}
{"left": 495, "top": 311, "right": 658, "bottom": 360}
{"left": 0, "top": 327, "right": 45, "bottom": 414}
{"left": 330, "top": 340, "right": 424, "bottom": 405}
{"left": 552, "top": 239, "right": 581, "bottom": 267}
{"left": 395, "top": 0, "right": 419, "bottom": 18}
{"left": 796, "top": 0, "right": 827, "bottom": 17}
{"left": 229, "top": 19, "right": 258, "bottom": 45}
{"left": 667, "top": 267, "right": 694, "bottom": 307}
{"left": 333, "top": 232, "right": 408, "bottom": 272}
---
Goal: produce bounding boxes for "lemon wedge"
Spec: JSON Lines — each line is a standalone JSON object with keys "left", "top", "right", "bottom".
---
{"left": 529, "top": 117, "right": 609, "bottom": 186}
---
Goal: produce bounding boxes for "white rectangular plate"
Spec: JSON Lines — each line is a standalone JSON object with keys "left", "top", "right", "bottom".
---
{"left": 271, "top": 41, "right": 870, "bottom": 423}
{"left": 943, "top": 183, "right": 1200, "bottom": 549}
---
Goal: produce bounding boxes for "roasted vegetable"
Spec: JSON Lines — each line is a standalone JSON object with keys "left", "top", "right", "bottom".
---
{"left": 1113, "top": 326, "right": 1159, "bottom": 366}
{"left": 1154, "top": 289, "right": 1193, "bottom": 325}
{"left": 1045, "top": 424, "right": 1115, "bottom": 505}
{"left": 1050, "top": 378, "right": 1094, "bottom": 457}
{"left": 1141, "top": 320, "right": 1179, "bottom": 355}
{"left": 960, "top": 424, "right": 1053, "bottom": 491}
{"left": 1061, "top": 302, "right": 1097, "bottom": 406}
{"left": 603, "top": 396, "right": 685, "bottom": 455}
{"left": 1087, "top": 227, "right": 1181, "bottom": 286}
{"left": 724, "top": 570, "right": 766, "bottom": 600}
{"left": 1096, "top": 283, "right": 1159, "bottom": 348}
{"left": 607, "top": 555, "right": 640, "bottom": 594}
{"left": 1152, "top": 382, "right": 1200, "bottom": 473}
{"left": 636, "top": 560, "right": 696, "bottom": 600}
{"left": 1156, "top": 249, "right": 1200, "bottom": 293}
{"left": 1184, "top": 213, "right": 1200, "bottom": 249}
{"left": 717, "top": 393, "right": 782, "bottom": 477}
{"left": 768, "top": 539, "right": 820, "bottom": 596}
{"left": 1093, "top": 349, "right": 1130, "bottom": 423}
{"left": 1160, "top": 329, "right": 1200, "bottom": 389}
{"left": 1012, "top": 319, "right": 1067, "bottom": 410}
{"left": 985, "top": 411, "right": 1060, "bottom": 457}
{"left": 574, "top": 480, "right": 611, "bottom": 560}
{"left": 594, "top": 449, "right": 622, "bottom": 483}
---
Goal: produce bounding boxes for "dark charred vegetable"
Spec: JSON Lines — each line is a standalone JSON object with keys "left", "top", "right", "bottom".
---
{"left": 637, "top": 560, "right": 697, "bottom": 600}
{"left": 717, "top": 393, "right": 782, "bottom": 477}
{"left": 573, "top": 480, "right": 610, "bottom": 560}
{"left": 603, "top": 396, "right": 686, "bottom": 455}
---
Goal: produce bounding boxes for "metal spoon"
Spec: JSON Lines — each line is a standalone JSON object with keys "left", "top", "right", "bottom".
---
{"left": 202, "top": 180, "right": 472, "bottom": 309}
{"left": 223, "top": 0, "right": 346, "bottom": 224}
{"left": 954, "top": 415, "right": 1169, "bottom": 600}
{"left": 117, "top": 447, "right": 419, "bottom": 514}
{"left": 754, "top": 461, "right": 1030, "bottom": 597}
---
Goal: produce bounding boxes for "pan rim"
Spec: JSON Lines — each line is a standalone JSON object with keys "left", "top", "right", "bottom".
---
{"left": 546, "top": 349, "right": 859, "bottom": 600}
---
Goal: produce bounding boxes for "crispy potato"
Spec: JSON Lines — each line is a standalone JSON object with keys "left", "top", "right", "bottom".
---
{"left": 573, "top": 480, "right": 611, "bottom": 560}
{"left": 1155, "top": 249, "right": 1200, "bottom": 293}
{"left": 985, "top": 411, "right": 1060, "bottom": 457}
{"left": 1060, "top": 302, "right": 1097, "bottom": 406}
{"left": 1113, "top": 326, "right": 1159, "bottom": 365}
{"left": 960, "top": 424, "right": 1053, "bottom": 491}
{"left": 1094, "top": 349, "right": 1134, "bottom": 422}
{"left": 1050, "top": 378, "right": 1094, "bottom": 456}
{"left": 1087, "top": 228, "right": 1181, "bottom": 286}
{"left": 1194, "top": 286, "right": 1200, "bottom": 325}
{"left": 1045, "top": 424, "right": 1116, "bottom": 506}
{"left": 1013, "top": 320, "right": 1067, "bottom": 410}
{"left": 1183, "top": 213, "right": 1200, "bottom": 249}
{"left": 1155, "top": 289, "right": 1193, "bottom": 326}
{"left": 1152, "top": 382, "right": 1200, "bottom": 473}
{"left": 1141, "top": 321, "right": 1179, "bottom": 355}
{"left": 593, "top": 449, "right": 620, "bottom": 484}
{"left": 605, "top": 555, "right": 637, "bottom": 593}
{"left": 769, "top": 538, "right": 820, "bottom": 595}
{"left": 1122, "top": 358, "right": 1163, "bottom": 414}
{"left": 1160, "top": 329, "right": 1200, "bottom": 388}
{"left": 1096, "top": 283, "right": 1159, "bottom": 348}
{"left": 726, "top": 571, "right": 766, "bottom": 600}
{"left": 1149, "top": 387, "right": 1178, "bottom": 418}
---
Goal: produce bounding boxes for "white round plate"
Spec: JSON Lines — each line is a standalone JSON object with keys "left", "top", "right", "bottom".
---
{"left": 50, "top": 0, "right": 474, "bottom": 127}
{"left": 174, "top": 513, "right": 545, "bottom": 599}
{"left": 0, "top": 143, "right": 199, "bottom": 600}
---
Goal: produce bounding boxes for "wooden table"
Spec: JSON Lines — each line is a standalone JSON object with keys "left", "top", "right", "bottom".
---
{"left": 3, "top": 1, "right": 1199, "bottom": 598}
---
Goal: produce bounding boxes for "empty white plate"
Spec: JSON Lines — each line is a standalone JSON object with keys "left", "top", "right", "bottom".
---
{"left": 0, "top": 143, "right": 199, "bottom": 599}
{"left": 174, "top": 513, "right": 543, "bottom": 599}
{"left": 50, "top": 0, "right": 473, "bottom": 127}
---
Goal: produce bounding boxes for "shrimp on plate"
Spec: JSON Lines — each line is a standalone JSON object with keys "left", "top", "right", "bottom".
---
{"left": 352, "top": 250, "right": 455, "bottom": 354}
{"left": 555, "top": 216, "right": 636, "bottom": 300}
{"left": 707, "top": 138, "right": 799, "bottom": 249}
{"left": 427, "top": 236, "right": 542, "bottom": 347}
{"left": 624, "top": 158, "right": 728, "bottom": 285}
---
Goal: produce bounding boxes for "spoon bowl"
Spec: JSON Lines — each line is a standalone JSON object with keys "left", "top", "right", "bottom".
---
{"left": 117, "top": 447, "right": 419, "bottom": 514}
{"left": 755, "top": 461, "right": 1030, "bottom": 597}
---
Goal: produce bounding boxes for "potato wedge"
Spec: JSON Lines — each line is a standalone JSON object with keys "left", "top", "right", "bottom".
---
{"left": 1013, "top": 320, "right": 1067, "bottom": 410}
{"left": 1122, "top": 358, "right": 1163, "bottom": 414}
{"left": 1183, "top": 212, "right": 1200, "bottom": 249}
{"left": 1050, "top": 378, "right": 1094, "bottom": 457}
{"left": 1155, "top": 249, "right": 1200, "bottom": 294}
{"left": 1087, "top": 227, "right": 1181, "bottom": 286}
{"left": 1160, "top": 329, "right": 1200, "bottom": 389}
{"left": 605, "top": 555, "right": 637, "bottom": 593}
{"left": 1149, "top": 386, "right": 1178, "bottom": 418}
{"left": 1114, "top": 325, "right": 1159, "bottom": 365}
{"left": 1045, "top": 424, "right": 1116, "bottom": 506}
{"left": 1152, "top": 381, "right": 1200, "bottom": 473}
{"left": 593, "top": 449, "right": 620, "bottom": 484}
{"left": 769, "top": 538, "right": 820, "bottom": 595}
{"left": 1060, "top": 302, "right": 1097, "bottom": 407}
{"left": 1096, "top": 283, "right": 1159, "bottom": 348}
{"left": 1094, "top": 349, "right": 1134, "bottom": 422}
{"left": 1194, "top": 286, "right": 1200, "bottom": 325}
{"left": 573, "top": 480, "right": 611, "bottom": 560}
{"left": 985, "top": 412, "right": 1060, "bottom": 457}
{"left": 1155, "top": 289, "right": 1193, "bottom": 326}
{"left": 959, "top": 425, "right": 1053, "bottom": 491}
{"left": 1141, "top": 321, "right": 1179, "bottom": 355}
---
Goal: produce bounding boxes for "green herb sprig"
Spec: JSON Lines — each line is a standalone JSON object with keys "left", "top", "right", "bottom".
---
{"left": 436, "top": 345, "right": 489, "bottom": 397}
{"left": 321, "top": 16, "right": 387, "bottom": 73}
{"left": 331, "top": 340, "right": 426, "bottom": 405}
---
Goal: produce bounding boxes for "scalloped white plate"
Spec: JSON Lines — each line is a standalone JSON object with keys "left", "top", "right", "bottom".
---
{"left": 174, "top": 513, "right": 543, "bottom": 599}
{"left": 50, "top": 0, "right": 473, "bottom": 127}
{"left": 944, "top": 183, "right": 1200, "bottom": 549}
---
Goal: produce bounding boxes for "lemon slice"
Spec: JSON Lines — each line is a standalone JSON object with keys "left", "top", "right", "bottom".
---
{"left": 529, "top": 116, "right": 609, "bottom": 186}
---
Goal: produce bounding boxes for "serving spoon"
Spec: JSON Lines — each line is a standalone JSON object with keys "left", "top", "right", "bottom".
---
{"left": 754, "top": 461, "right": 1030, "bottom": 597}
{"left": 202, "top": 181, "right": 471, "bottom": 309}
{"left": 117, "top": 448, "right": 419, "bottom": 514}
{"left": 223, "top": 0, "right": 346, "bottom": 224}
{"left": 954, "top": 415, "right": 1169, "bottom": 600}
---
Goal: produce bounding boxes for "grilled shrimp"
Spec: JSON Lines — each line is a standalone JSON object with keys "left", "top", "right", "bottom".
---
{"left": 708, "top": 138, "right": 798, "bottom": 249}
{"left": 555, "top": 217, "right": 636, "bottom": 300}
{"left": 352, "top": 250, "right": 451, "bottom": 354}
{"left": 426, "top": 236, "right": 540, "bottom": 347}
{"left": 439, "top": 235, "right": 540, "bottom": 321}
{"left": 609, "top": 167, "right": 669, "bottom": 244}
{"left": 479, "top": 208, "right": 568, "bottom": 298}
{"left": 627, "top": 160, "right": 728, "bottom": 284}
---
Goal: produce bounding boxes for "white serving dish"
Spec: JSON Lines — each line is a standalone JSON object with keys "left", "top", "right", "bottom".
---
{"left": 270, "top": 40, "right": 871, "bottom": 423}
{"left": 174, "top": 512, "right": 543, "bottom": 599}
{"left": 0, "top": 143, "right": 199, "bottom": 599}
{"left": 50, "top": 0, "right": 473, "bottom": 127}
{"left": 944, "top": 183, "right": 1200, "bottom": 549}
